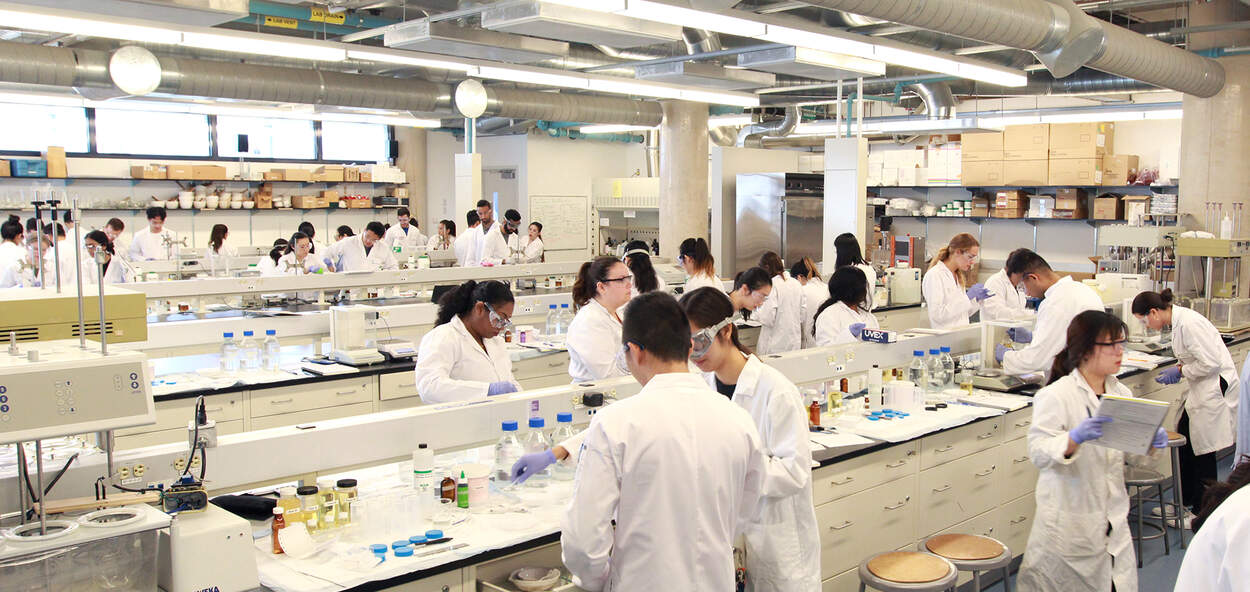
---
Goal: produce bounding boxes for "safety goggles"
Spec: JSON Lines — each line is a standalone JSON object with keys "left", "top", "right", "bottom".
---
{"left": 485, "top": 303, "right": 513, "bottom": 331}
{"left": 621, "top": 248, "right": 651, "bottom": 261}
{"left": 690, "top": 315, "right": 737, "bottom": 360}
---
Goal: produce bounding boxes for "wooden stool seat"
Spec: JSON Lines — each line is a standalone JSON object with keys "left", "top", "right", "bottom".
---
{"left": 867, "top": 552, "right": 951, "bottom": 584}
{"left": 924, "top": 534, "right": 1005, "bottom": 561}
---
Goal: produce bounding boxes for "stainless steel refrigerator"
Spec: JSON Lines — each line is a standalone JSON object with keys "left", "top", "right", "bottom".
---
{"left": 735, "top": 172, "right": 824, "bottom": 273}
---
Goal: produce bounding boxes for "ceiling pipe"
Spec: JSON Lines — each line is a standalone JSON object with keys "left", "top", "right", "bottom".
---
{"left": 907, "top": 82, "right": 956, "bottom": 119}
{"left": 737, "top": 106, "right": 799, "bottom": 147}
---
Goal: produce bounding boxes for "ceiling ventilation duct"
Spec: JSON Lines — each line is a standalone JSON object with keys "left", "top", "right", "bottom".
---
{"left": 737, "top": 46, "right": 885, "bottom": 79}
{"left": 9, "top": 0, "right": 248, "bottom": 26}
{"left": 636, "top": 61, "right": 776, "bottom": 90}
{"left": 384, "top": 19, "right": 569, "bottom": 63}
{"left": 907, "top": 82, "right": 956, "bottom": 119}
{"left": 481, "top": 2, "right": 683, "bottom": 49}
{"left": 737, "top": 106, "right": 799, "bottom": 147}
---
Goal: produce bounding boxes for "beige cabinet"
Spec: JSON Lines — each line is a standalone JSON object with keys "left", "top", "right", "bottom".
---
{"left": 115, "top": 392, "right": 244, "bottom": 449}
{"left": 812, "top": 442, "right": 918, "bottom": 505}
{"left": 1001, "top": 492, "right": 1038, "bottom": 557}
{"left": 380, "top": 371, "right": 420, "bottom": 402}
{"left": 512, "top": 351, "right": 572, "bottom": 390}
{"left": 917, "top": 446, "right": 1000, "bottom": 537}
{"left": 251, "top": 402, "right": 374, "bottom": 431}
{"left": 817, "top": 473, "right": 917, "bottom": 578}
{"left": 1003, "top": 407, "right": 1033, "bottom": 442}
{"left": 116, "top": 419, "right": 243, "bottom": 449}
{"left": 919, "top": 416, "right": 1003, "bottom": 470}
{"left": 377, "top": 569, "right": 464, "bottom": 591}
{"left": 250, "top": 377, "right": 375, "bottom": 419}
{"left": 999, "top": 436, "right": 1038, "bottom": 504}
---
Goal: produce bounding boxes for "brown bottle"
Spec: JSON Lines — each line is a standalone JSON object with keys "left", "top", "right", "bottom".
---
{"left": 440, "top": 475, "right": 457, "bottom": 502}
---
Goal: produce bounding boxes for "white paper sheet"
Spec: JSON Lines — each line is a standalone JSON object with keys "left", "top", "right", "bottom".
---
{"left": 808, "top": 430, "right": 875, "bottom": 451}
{"left": 1093, "top": 394, "right": 1169, "bottom": 455}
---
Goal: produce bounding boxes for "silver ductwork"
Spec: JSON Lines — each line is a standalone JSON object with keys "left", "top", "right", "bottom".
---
{"left": 709, "top": 125, "right": 738, "bottom": 147}
{"left": 800, "top": 0, "right": 1225, "bottom": 97}
{"left": 480, "top": 86, "right": 663, "bottom": 126}
{"left": 736, "top": 106, "right": 799, "bottom": 147}
{"left": 682, "top": 27, "right": 723, "bottom": 54}
{"left": 907, "top": 82, "right": 955, "bottom": 119}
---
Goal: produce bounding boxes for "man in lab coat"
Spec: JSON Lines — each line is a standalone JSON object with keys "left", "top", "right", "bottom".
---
{"left": 502, "top": 208, "right": 523, "bottom": 263}
{"left": 0, "top": 217, "right": 26, "bottom": 288}
{"left": 472, "top": 200, "right": 510, "bottom": 266}
{"left": 562, "top": 292, "right": 766, "bottom": 592}
{"left": 454, "top": 209, "right": 479, "bottom": 267}
{"left": 981, "top": 267, "right": 1033, "bottom": 322}
{"left": 128, "top": 206, "right": 177, "bottom": 261}
{"left": 382, "top": 207, "right": 428, "bottom": 251}
{"left": 997, "top": 249, "right": 1104, "bottom": 378}
{"left": 103, "top": 218, "right": 128, "bottom": 262}
{"left": 42, "top": 223, "right": 80, "bottom": 290}
{"left": 323, "top": 221, "right": 398, "bottom": 272}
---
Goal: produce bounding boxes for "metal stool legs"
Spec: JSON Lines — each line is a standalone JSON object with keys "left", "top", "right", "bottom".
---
{"left": 1168, "top": 434, "right": 1188, "bottom": 548}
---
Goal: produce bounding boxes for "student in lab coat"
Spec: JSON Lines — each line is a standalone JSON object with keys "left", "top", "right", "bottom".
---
{"left": 454, "top": 210, "right": 479, "bottom": 266}
{"left": 560, "top": 291, "right": 765, "bottom": 592}
{"left": 729, "top": 267, "right": 773, "bottom": 315}
{"left": 42, "top": 223, "right": 78, "bottom": 289}
{"left": 128, "top": 206, "right": 177, "bottom": 261}
{"left": 678, "top": 237, "right": 721, "bottom": 292}
{"left": 791, "top": 258, "right": 827, "bottom": 349}
{"left": 427, "top": 219, "right": 456, "bottom": 252}
{"left": 679, "top": 287, "right": 820, "bottom": 592}
{"left": 754, "top": 251, "right": 803, "bottom": 355}
{"left": 414, "top": 280, "right": 520, "bottom": 403}
{"left": 1175, "top": 477, "right": 1250, "bottom": 592}
{"left": 1016, "top": 310, "right": 1168, "bottom": 592}
{"left": 205, "top": 224, "right": 238, "bottom": 276}
{"left": 1240, "top": 354, "right": 1250, "bottom": 464}
{"left": 502, "top": 209, "right": 523, "bottom": 263}
{"left": 103, "top": 218, "right": 127, "bottom": 262}
{"left": 323, "top": 221, "right": 398, "bottom": 272}
{"left": 297, "top": 222, "right": 326, "bottom": 256}
{"left": 334, "top": 225, "right": 353, "bottom": 243}
{"left": 834, "top": 232, "right": 877, "bottom": 310}
{"left": 996, "top": 249, "right": 1105, "bottom": 378}
{"left": 622, "top": 240, "right": 664, "bottom": 299}
{"left": 82, "top": 230, "right": 134, "bottom": 285}
{"left": 274, "top": 231, "right": 332, "bottom": 275}
{"left": 1133, "top": 289, "right": 1240, "bottom": 524}
{"left": 981, "top": 266, "right": 1032, "bottom": 322}
{"left": 0, "top": 216, "right": 27, "bottom": 288}
{"left": 517, "top": 222, "right": 544, "bottom": 264}
{"left": 922, "top": 232, "right": 990, "bottom": 329}
{"left": 566, "top": 256, "right": 633, "bottom": 383}
{"left": 813, "top": 266, "right": 879, "bottom": 347}
{"left": 383, "top": 207, "right": 428, "bottom": 251}
{"left": 473, "top": 200, "right": 510, "bottom": 266}
{"left": 256, "top": 239, "right": 287, "bottom": 276}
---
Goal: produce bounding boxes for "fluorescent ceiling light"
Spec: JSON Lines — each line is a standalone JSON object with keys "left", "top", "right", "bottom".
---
{"left": 623, "top": 0, "right": 767, "bottom": 37}
{"left": 478, "top": 65, "right": 589, "bottom": 89}
{"left": 0, "top": 7, "right": 182, "bottom": 44}
{"left": 579, "top": 124, "right": 656, "bottom": 133}
{"left": 346, "top": 49, "right": 477, "bottom": 73}
{"left": 680, "top": 88, "right": 759, "bottom": 107}
{"left": 586, "top": 78, "right": 681, "bottom": 99}
{"left": 710, "top": 114, "right": 752, "bottom": 127}
{"left": 181, "top": 31, "right": 346, "bottom": 62}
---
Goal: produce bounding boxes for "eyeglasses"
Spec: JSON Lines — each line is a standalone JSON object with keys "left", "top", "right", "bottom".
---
{"left": 1094, "top": 339, "right": 1128, "bottom": 349}
{"left": 602, "top": 274, "right": 633, "bottom": 285}
{"left": 484, "top": 303, "right": 513, "bottom": 331}
{"left": 690, "top": 315, "right": 738, "bottom": 361}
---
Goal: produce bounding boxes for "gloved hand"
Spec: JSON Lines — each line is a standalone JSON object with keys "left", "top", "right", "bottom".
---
{"left": 1069, "top": 416, "right": 1113, "bottom": 444}
{"left": 1025, "top": 297, "right": 1042, "bottom": 310}
{"left": 995, "top": 343, "right": 1008, "bottom": 363}
{"left": 1152, "top": 427, "right": 1170, "bottom": 449}
{"left": 849, "top": 323, "right": 866, "bottom": 338}
{"left": 1156, "top": 367, "right": 1182, "bottom": 385}
{"left": 1007, "top": 327, "right": 1033, "bottom": 344}
{"left": 511, "top": 450, "right": 557, "bottom": 484}
{"left": 966, "top": 283, "right": 992, "bottom": 302}
{"left": 487, "top": 381, "right": 518, "bottom": 396}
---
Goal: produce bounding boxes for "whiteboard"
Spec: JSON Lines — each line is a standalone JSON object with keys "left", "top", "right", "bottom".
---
{"left": 529, "top": 194, "right": 588, "bottom": 250}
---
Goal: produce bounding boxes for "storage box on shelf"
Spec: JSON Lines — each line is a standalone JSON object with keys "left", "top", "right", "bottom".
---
{"left": 961, "top": 131, "right": 1004, "bottom": 162}
{"left": 1054, "top": 188, "right": 1089, "bottom": 219}
{"left": 130, "top": 165, "right": 167, "bottom": 180}
{"left": 44, "top": 146, "right": 67, "bottom": 178}
{"left": 1049, "top": 122, "right": 1113, "bottom": 159}
{"left": 963, "top": 161, "right": 1004, "bottom": 186}
{"left": 1003, "top": 159, "right": 1048, "bottom": 186}
{"left": 1103, "top": 154, "right": 1141, "bottom": 186}
{"left": 1003, "top": 124, "right": 1050, "bottom": 161}
{"left": 1048, "top": 157, "right": 1102, "bottom": 186}
{"left": 1093, "top": 194, "right": 1125, "bottom": 220}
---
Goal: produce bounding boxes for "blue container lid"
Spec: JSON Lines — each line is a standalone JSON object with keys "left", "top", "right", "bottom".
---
{"left": 243, "top": 330, "right": 254, "bottom": 336}
{"left": 913, "top": 350, "right": 924, "bottom": 356}
{"left": 223, "top": 332, "right": 234, "bottom": 338}
{"left": 394, "top": 546, "right": 414, "bottom": 557}
{"left": 392, "top": 540, "right": 412, "bottom": 550}
{"left": 929, "top": 349, "right": 940, "bottom": 355}
{"left": 529, "top": 417, "right": 545, "bottom": 428}
{"left": 557, "top": 412, "right": 573, "bottom": 422}
{"left": 409, "top": 535, "right": 427, "bottom": 545}
{"left": 502, "top": 421, "right": 518, "bottom": 431}
{"left": 425, "top": 529, "right": 443, "bottom": 539}
{"left": 940, "top": 346, "right": 951, "bottom": 353}
{"left": 266, "top": 329, "right": 276, "bottom": 336}
{"left": 561, "top": 303, "right": 569, "bottom": 308}
{"left": 897, "top": 412, "right": 910, "bottom": 416}
{"left": 866, "top": 416, "right": 880, "bottom": 421}
{"left": 549, "top": 304, "right": 557, "bottom": 309}
{"left": 369, "top": 544, "right": 387, "bottom": 554}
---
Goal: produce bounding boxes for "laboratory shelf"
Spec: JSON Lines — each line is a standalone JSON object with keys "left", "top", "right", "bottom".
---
{"left": 0, "top": 176, "right": 402, "bottom": 186}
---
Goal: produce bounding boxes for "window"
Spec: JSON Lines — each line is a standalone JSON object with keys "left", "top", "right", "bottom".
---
{"left": 95, "top": 109, "right": 211, "bottom": 156}
{"left": 0, "top": 104, "right": 89, "bottom": 153}
{"left": 217, "top": 116, "right": 316, "bottom": 160}
{"left": 320, "top": 121, "right": 389, "bottom": 162}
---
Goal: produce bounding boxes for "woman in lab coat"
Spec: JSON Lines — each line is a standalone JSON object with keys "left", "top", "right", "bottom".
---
{"left": 922, "top": 233, "right": 991, "bottom": 329}
{"left": 754, "top": 252, "right": 803, "bottom": 355}
{"left": 323, "top": 221, "right": 398, "bottom": 272}
{"left": 82, "top": 230, "right": 135, "bottom": 285}
{"left": 517, "top": 222, "right": 544, "bottom": 263}
{"left": 256, "top": 239, "right": 287, "bottom": 276}
{"left": 426, "top": 219, "right": 455, "bottom": 251}
{"left": 981, "top": 267, "right": 1032, "bottom": 322}
{"left": 206, "top": 224, "right": 238, "bottom": 276}
{"left": 565, "top": 256, "right": 633, "bottom": 383}
{"left": 415, "top": 280, "right": 520, "bottom": 403}
{"left": 834, "top": 233, "right": 876, "bottom": 310}
{"left": 274, "top": 232, "right": 333, "bottom": 275}
{"left": 1016, "top": 310, "right": 1168, "bottom": 592}
{"left": 730, "top": 267, "right": 773, "bottom": 314}
{"left": 813, "top": 266, "right": 879, "bottom": 347}
{"left": 1132, "top": 289, "right": 1240, "bottom": 522}
{"left": 678, "top": 237, "right": 721, "bottom": 292}
{"left": 679, "top": 286, "right": 820, "bottom": 592}
{"left": 791, "top": 258, "right": 828, "bottom": 349}
{"left": 622, "top": 240, "right": 666, "bottom": 299}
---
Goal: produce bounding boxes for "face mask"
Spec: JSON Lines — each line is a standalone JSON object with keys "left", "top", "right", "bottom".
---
{"left": 690, "top": 315, "right": 738, "bottom": 361}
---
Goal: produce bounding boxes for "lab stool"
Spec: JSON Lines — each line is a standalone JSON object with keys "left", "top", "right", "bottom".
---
{"left": 919, "top": 534, "right": 1012, "bottom": 592}
{"left": 1124, "top": 465, "right": 1170, "bottom": 568}
{"left": 857, "top": 551, "right": 958, "bottom": 592}
{"left": 1166, "top": 431, "right": 1189, "bottom": 549}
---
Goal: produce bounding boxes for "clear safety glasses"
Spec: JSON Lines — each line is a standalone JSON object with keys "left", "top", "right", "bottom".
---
{"left": 485, "top": 303, "right": 513, "bottom": 331}
{"left": 690, "top": 315, "right": 737, "bottom": 361}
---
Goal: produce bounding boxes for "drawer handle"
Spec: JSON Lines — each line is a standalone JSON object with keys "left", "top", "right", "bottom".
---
{"left": 974, "top": 465, "right": 997, "bottom": 477}
{"left": 206, "top": 407, "right": 223, "bottom": 413}
{"left": 547, "top": 360, "right": 563, "bottom": 367}
{"left": 934, "top": 445, "right": 955, "bottom": 453}
{"left": 1013, "top": 456, "right": 1030, "bottom": 464}
{"left": 1014, "top": 420, "right": 1031, "bottom": 428}
{"left": 932, "top": 484, "right": 952, "bottom": 493}
{"left": 829, "top": 520, "right": 854, "bottom": 531}
{"left": 830, "top": 476, "right": 854, "bottom": 486}
{"left": 397, "top": 383, "right": 415, "bottom": 389}
{"left": 269, "top": 398, "right": 294, "bottom": 405}
{"left": 335, "top": 390, "right": 356, "bottom": 396}
{"left": 885, "top": 460, "right": 907, "bottom": 468}
{"left": 977, "top": 432, "right": 995, "bottom": 440}
{"left": 1010, "top": 515, "right": 1028, "bottom": 525}
{"left": 883, "top": 497, "right": 910, "bottom": 511}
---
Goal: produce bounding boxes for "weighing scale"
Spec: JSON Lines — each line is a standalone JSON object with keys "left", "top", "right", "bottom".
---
{"left": 970, "top": 369, "right": 1028, "bottom": 393}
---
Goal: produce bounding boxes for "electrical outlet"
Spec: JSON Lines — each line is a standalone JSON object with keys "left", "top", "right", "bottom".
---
{"left": 172, "top": 456, "right": 187, "bottom": 473}
{"left": 117, "top": 465, "right": 131, "bottom": 479}
{"left": 189, "top": 452, "right": 202, "bottom": 469}
{"left": 846, "top": 351, "right": 856, "bottom": 361}
{"left": 133, "top": 463, "right": 147, "bottom": 478}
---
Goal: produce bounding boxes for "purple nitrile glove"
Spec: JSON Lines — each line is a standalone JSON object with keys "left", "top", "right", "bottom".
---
{"left": 1070, "top": 416, "right": 1113, "bottom": 444}
{"left": 511, "top": 450, "right": 557, "bottom": 484}
{"left": 966, "top": 283, "right": 992, "bottom": 302}
{"left": 995, "top": 343, "right": 1009, "bottom": 363}
{"left": 487, "top": 381, "right": 518, "bottom": 396}
{"left": 1007, "top": 327, "right": 1033, "bottom": 344}
{"left": 850, "top": 323, "right": 866, "bottom": 338}
{"left": 1155, "top": 367, "right": 1182, "bottom": 385}
{"left": 1152, "top": 427, "right": 1169, "bottom": 449}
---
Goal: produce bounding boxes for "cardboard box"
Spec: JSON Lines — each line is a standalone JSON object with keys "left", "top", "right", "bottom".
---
{"left": 345, "top": 167, "right": 360, "bottom": 182}
{"left": 129, "top": 165, "right": 166, "bottom": 180}
{"left": 291, "top": 195, "right": 323, "bottom": 209}
{"left": 360, "top": 171, "right": 372, "bottom": 182}
{"left": 0, "top": 160, "right": 9, "bottom": 177}
{"left": 319, "top": 190, "right": 339, "bottom": 201}
{"left": 962, "top": 161, "right": 1003, "bottom": 186}
{"left": 1003, "top": 159, "right": 1049, "bottom": 185}
{"left": 1003, "top": 124, "right": 1050, "bottom": 160}
{"left": 1102, "top": 154, "right": 1140, "bottom": 186}
{"left": 970, "top": 197, "right": 990, "bottom": 217}
{"left": 1052, "top": 206, "right": 1089, "bottom": 219}
{"left": 253, "top": 193, "right": 272, "bottom": 209}
{"left": 1092, "top": 195, "right": 1124, "bottom": 220}
{"left": 961, "top": 132, "right": 1004, "bottom": 161}
{"left": 1123, "top": 195, "right": 1150, "bottom": 223}
{"left": 43, "top": 146, "right": 66, "bottom": 178}
{"left": 1048, "top": 158, "right": 1102, "bottom": 186}
{"left": 388, "top": 186, "right": 409, "bottom": 198}
{"left": 192, "top": 165, "right": 226, "bottom": 180}
{"left": 995, "top": 190, "right": 1028, "bottom": 208}
{"left": 167, "top": 164, "right": 193, "bottom": 179}
{"left": 992, "top": 204, "right": 1028, "bottom": 219}
{"left": 1049, "top": 122, "right": 1114, "bottom": 159}
{"left": 263, "top": 171, "right": 284, "bottom": 181}
{"left": 1055, "top": 188, "right": 1089, "bottom": 210}
{"left": 347, "top": 198, "right": 372, "bottom": 209}
{"left": 281, "top": 168, "right": 312, "bottom": 182}
{"left": 315, "top": 165, "right": 345, "bottom": 182}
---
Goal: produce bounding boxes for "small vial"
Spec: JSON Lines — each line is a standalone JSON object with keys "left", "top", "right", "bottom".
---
{"left": 457, "top": 470, "right": 469, "bottom": 509}
{"left": 271, "top": 507, "right": 286, "bottom": 554}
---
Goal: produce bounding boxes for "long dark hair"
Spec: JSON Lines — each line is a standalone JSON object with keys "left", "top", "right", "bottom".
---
{"left": 623, "top": 240, "right": 658, "bottom": 294}
{"left": 85, "top": 230, "right": 114, "bottom": 255}
{"left": 284, "top": 231, "right": 309, "bottom": 256}
{"left": 1193, "top": 457, "right": 1250, "bottom": 532}
{"left": 1047, "top": 310, "right": 1128, "bottom": 385}
{"left": 814, "top": 266, "right": 866, "bottom": 333}
{"left": 268, "top": 238, "right": 288, "bottom": 264}
{"left": 572, "top": 256, "right": 622, "bottom": 309}
{"left": 441, "top": 219, "right": 457, "bottom": 237}
{"left": 834, "top": 233, "right": 866, "bottom": 268}
{"left": 436, "top": 280, "right": 514, "bottom": 326}
{"left": 759, "top": 251, "right": 785, "bottom": 278}
{"left": 209, "top": 224, "right": 228, "bottom": 253}
{"left": 679, "top": 286, "right": 750, "bottom": 356}
{"left": 679, "top": 237, "right": 715, "bottom": 277}
{"left": 1131, "top": 288, "right": 1174, "bottom": 316}
{"left": 790, "top": 257, "right": 822, "bottom": 281}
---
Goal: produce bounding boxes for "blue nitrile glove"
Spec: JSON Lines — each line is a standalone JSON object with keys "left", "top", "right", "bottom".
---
{"left": 1025, "top": 297, "right": 1042, "bottom": 310}
{"left": 511, "top": 450, "right": 557, "bottom": 484}
{"left": 1069, "top": 416, "right": 1113, "bottom": 444}
{"left": 1152, "top": 427, "right": 1169, "bottom": 449}
{"left": 1156, "top": 367, "right": 1182, "bottom": 385}
{"left": 487, "top": 381, "right": 518, "bottom": 396}
{"left": 966, "top": 283, "right": 992, "bottom": 302}
{"left": 1007, "top": 327, "right": 1033, "bottom": 344}
{"left": 850, "top": 323, "right": 866, "bottom": 338}
{"left": 995, "top": 343, "right": 1009, "bottom": 363}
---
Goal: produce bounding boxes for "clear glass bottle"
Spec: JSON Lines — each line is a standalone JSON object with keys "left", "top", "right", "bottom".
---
{"left": 907, "top": 350, "right": 927, "bottom": 409}
{"left": 926, "top": 348, "right": 946, "bottom": 396}
{"left": 939, "top": 346, "right": 956, "bottom": 389}
{"left": 551, "top": 413, "right": 578, "bottom": 481}
{"left": 520, "top": 417, "right": 552, "bottom": 488}
{"left": 334, "top": 479, "right": 357, "bottom": 528}
{"left": 262, "top": 329, "right": 281, "bottom": 372}
{"left": 276, "top": 486, "right": 302, "bottom": 522}
{"left": 544, "top": 305, "right": 558, "bottom": 336}
{"left": 315, "top": 478, "right": 338, "bottom": 531}
{"left": 238, "top": 330, "right": 260, "bottom": 371}
{"left": 219, "top": 332, "right": 238, "bottom": 372}
{"left": 558, "top": 304, "right": 572, "bottom": 335}
{"left": 295, "top": 485, "right": 321, "bottom": 533}
{"left": 492, "top": 421, "right": 524, "bottom": 484}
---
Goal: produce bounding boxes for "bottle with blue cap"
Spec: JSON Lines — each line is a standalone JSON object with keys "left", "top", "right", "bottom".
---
{"left": 219, "top": 332, "right": 238, "bottom": 372}
{"left": 907, "top": 350, "right": 927, "bottom": 409}
{"left": 926, "top": 348, "right": 947, "bottom": 396}
{"left": 492, "top": 420, "right": 524, "bottom": 484}
{"left": 551, "top": 413, "right": 578, "bottom": 481}
{"left": 521, "top": 417, "right": 552, "bottom": 487}
{"left": 939, "top": 346, "right": 956, "bottom": 390}
{"left": 238, "top": 330, "right": 260, "bottom": 370}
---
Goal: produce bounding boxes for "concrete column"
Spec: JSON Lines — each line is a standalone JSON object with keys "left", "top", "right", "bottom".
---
{"left": 659, "top": 100, "right": 709, "bottom": 262}
{"left": 393, "top": 127, "right": 428, "bottom": 224}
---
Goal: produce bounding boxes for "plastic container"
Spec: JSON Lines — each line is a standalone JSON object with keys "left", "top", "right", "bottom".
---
{"left": 492, "top": 421, "right": 524, "bottom": 484}
{"left": 926, "top": 349, "right": 946, "bottom": 395}
{"left": 219, "top": 332, "right": 239, "bottom": 372}
{"left": 544, "top": 305, "right": 559, "bottom": 336}
{"left": 262, "top": 330, "right": 281, "bottom": 372}
{"left": 907, "top": 351, "right": 927, "bottom": 404}
{"left": 334, "top": 479, "right": 357, "bottom": 528}
{"left": 558, "top": 304, "right": 573, "bottom": 335}
{"left": 296, "top": 486, "right": 321, "bottom": 533}
{"left": 551, "top": 413, "right": 578, "bottom": 481}
{"left": 238, "top": 330, "right": 260, "bottom": 371}
{"left": 939, "top": 347, "right": 956, "bottom": 390}
{"left": 412, "top": 443, "right": 435, "bottom": 497}
{"left": 521, "top": 417, "right": 552, "bottom": 488}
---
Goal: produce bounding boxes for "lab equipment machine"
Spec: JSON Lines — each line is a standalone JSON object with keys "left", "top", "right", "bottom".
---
{"left": 329, "top": 305, "right": 389, "bottom": 366}
{"left": 0, "top": 286, "right": 148, "bottom": 344}
{"left": 1175, "top": 236, "right": 1250, "bottom": 330}
{"left": 158, "top": 503, "right": 260, "bottom": 592}
{"left": 735, "top": 172, "right": 824, "bottom": 274}
{"left": 971, "top": 322, "right": 1028, "bottom": 392}
{"left": 890, "top": 235, "right": 926, "bottom": 269}
{"left": 886, "top": 267, "right": 922, "bottom": 305}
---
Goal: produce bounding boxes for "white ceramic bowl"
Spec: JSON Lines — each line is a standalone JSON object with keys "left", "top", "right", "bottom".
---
{"left": 193, "top": 200, "right": 207, "bottom": 209}
{"left": 165, "top": 200, "right": 180, "bottom": 209}
{"left": 508, "top": 568, "right": 561, "bottom": 592}
{"left": 205, "top": 196, "right": 219, "bottom": 209}
{"left": 242, "top": 201, "right": 255, "bottom": 209}
{"left": 230, "top": 201, "right": 242, "bottom": 209}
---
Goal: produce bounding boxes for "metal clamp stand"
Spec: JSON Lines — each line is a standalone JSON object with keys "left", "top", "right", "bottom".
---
{"left": 71, "top": 198, "right": 86, "bottom": 349}
{"left": 45, "top": 198, "right": 62, "bottom": 293}
{"left": 31, "top": 199, "right": 45, "bottom": 287}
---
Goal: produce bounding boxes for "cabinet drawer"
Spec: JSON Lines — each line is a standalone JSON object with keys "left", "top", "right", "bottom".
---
{"left": 1001, "top": 492, "right": 1037, "bottom": 558}
{"left": 918, "top": 446, "right": 1000, "bottom": 537}
{"left": 931, "top": 509, "right": 1004, "bottom": 588}
{"left": 473, "top": 542, "right": 563, "bottom": 586}
{"left": 1004, "top": 408, "right": 1032, "bottom": 442}
{"left": 822, "top": 567, "right": 860, "bottom": 592}
{"left": 117, "top": 392, "right": 243, "bottom": 436}
{"left": 250, "top": 378, "right": 375, "bottom": 418}
{"left": 817, "top": 473, "right": 916, "bottom": 578}
{"left": 388, "top": 568, "right": 463, "bottom": 591}
{"left": 380, "top": 397, "right": 424, "bottom": 412}
{"left": 1001, "top": 436, "right": 1038, "bottom": 504}
{"left": 1121, "top": 369, "right": 1167, "bottom": 398}
{"left": 380, "top": 372, "right": 419, "bottom": 401}
{"left": 250, "top": 402, "right": 374, "bottom": 431}
{"left": 115, "top": 419, "right": 243, "bottom": 450}
{"left": 919, "top": 416, "right": 1003, "bottom": 469}
{"left": 812, "top": 442, "right": 918, "bottom": 505}
{"left": 512, "top": 352, "right": 570, "bottom": 381}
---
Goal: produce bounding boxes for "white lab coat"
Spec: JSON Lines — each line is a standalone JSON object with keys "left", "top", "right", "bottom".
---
{"left": 518, "top": 236, "right": 544, "bottom": 263}
{"left": 1002, "top": 276, "right": 1104, "bottom": 377}
{"left": 128, "top": 227, "right": 176, "bottom": 261}
{"left": 384, "top": 223, "right": 427, "bottom": 251}
{"left": 256, "top": 255, "right": 279, "bottom": 276}
{"left": 814, "top": 301, "right": 879, "bottom": 347}
{"left": 755, "top": 274, "right": 803, "bottom": 355}
{"left": 1016, "top": 369, "right": 1137, "bottom": 592}
{"left": 0, "top": 241, "right": 27, "bottom": 288}
{"left": 206, "top": 244, "right": 238, "bottom": 276}
{"left": 414, "top": 315, "right": 518, "bottom": 403}
{"left": 703, "top": 355, "right": 820, "bottom": 592}
{"left": 683, "top": 271, "right": 722, "bottom": 293}
{"left": 1170, "top": 305, "right": 1240, "bottom": 455}
{"left": 922, "top": 262, "right": 977, "bottom": 330}
{"left": 44, "top": 239, "right": 80, "bottom": 288}
{"left": 453, "top": 229, "right": 477, "bottom": 266}
{"left": 561, "top": 372, "right": 765, "bottom": 592}
{"left": 474, "top": 222, "right": 510, "bottom": 266}
{"left": 853, "top": 263, "right": 877, "bottom": 311}
{"left": 274, "top": 252, "right": 329, "bottom": 275}
{"left": 82, "top": 254, "right": 134, "bottom": 285}
{"left": 1239, "top": 352, "right": 1250, "bottom": 462}
{"left": 981, "top": 268, "right": 1032, "bottom": 322}
{"left": 323, "top": 235, "right": 398, "bottom": 272}
{"left": 1173, "top": 485, "right": 1250, "bottom": 592}
{"left": 799, "top": 279, "right": 829, "bottom": 349}
{"left": 427, "top": 234, "right": 453, "bottom": 252}
{"left": 565, "top": 299, "right": 629, "bottom": 384}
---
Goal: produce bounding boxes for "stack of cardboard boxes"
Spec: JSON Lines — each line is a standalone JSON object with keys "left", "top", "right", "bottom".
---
{"left": 1048, "top": 123, "right": 1110, "bottom": 186}
{"left": 992, "top": 190, "right": 1029, "bottom": 218}
{"left": 961, "top": 123, "right": 1138, "bottom": 191}
{"left": 961, "top": 132, "right": 1005, "bottom": 186}
{"left": 1004, "top": 124, "right": 1050, "bottom": 186}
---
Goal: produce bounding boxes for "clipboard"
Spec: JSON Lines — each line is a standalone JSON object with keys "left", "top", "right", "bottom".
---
{"left": 1092, "top": 394, "right": 1169, "bottom": 455}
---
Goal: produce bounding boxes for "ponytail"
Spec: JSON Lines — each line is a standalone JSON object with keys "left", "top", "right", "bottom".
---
{"left": 927, "top": 233, "right": 979, "bottom": 288}
{"left": 572, "top": 256, "right": 621, "bottom": 309}
{"left": 623, "top": 240, "right": 659, "bottom": 293}
{"left": 436, "top": 279, "right": 515, "bottom": 326}
{"left": 679, "top": 287, "right": 751, "bottom": 356}
{"left": 814, "top": 267, "right": 865, "bottom": 335}
{"left": 1131, "top": 288, "right": 1174, "bottom": 316}
{"left": 679, "top": 237, "right": 716, "bottom": 277}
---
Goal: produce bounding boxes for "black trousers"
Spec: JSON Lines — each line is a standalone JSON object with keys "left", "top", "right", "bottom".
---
{"left": 1177, "top": 409, "right": 1220, "bottom": 512}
